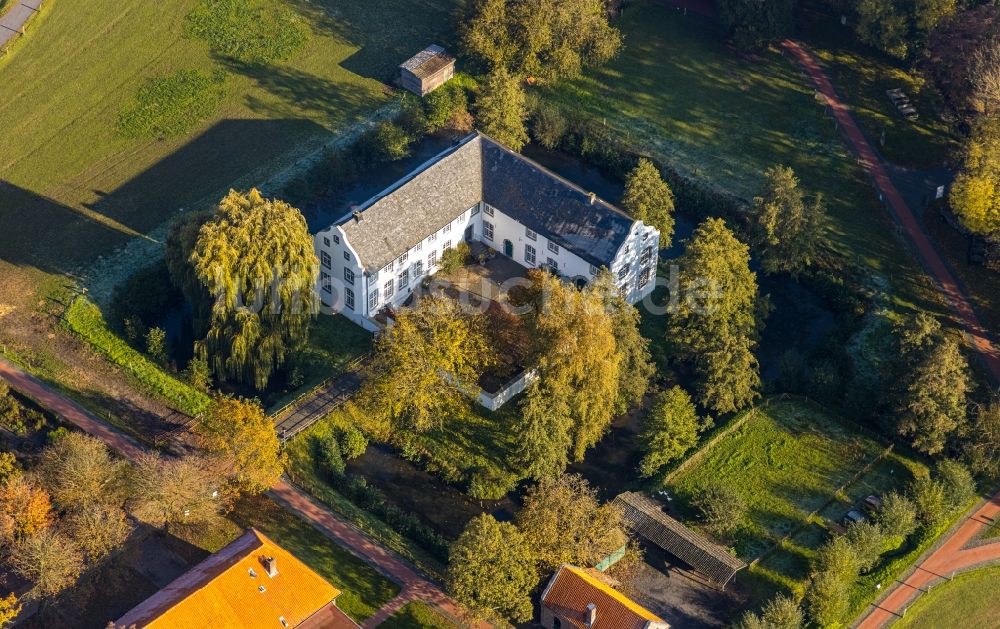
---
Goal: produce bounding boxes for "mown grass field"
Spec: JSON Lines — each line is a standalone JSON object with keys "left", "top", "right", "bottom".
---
{"left": 0, "top": 0, "right": 459, "bottom": 275}
{"left": 892, "top": 565, "right": 1000, "bottom": 629}
{"left": 668, "top": 399, "right": 927, "bottom": 593}
{"left": 543, "top": 2, "right": 943, "bottom": 317}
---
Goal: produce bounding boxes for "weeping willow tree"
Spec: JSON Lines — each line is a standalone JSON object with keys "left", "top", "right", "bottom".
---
{"left": 190, "top": 189, "right": 318, "bottom": 390}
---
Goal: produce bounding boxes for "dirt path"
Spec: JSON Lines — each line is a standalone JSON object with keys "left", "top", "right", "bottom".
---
{"left": 780, "top": 39, "right": 1000, "bottom": 628}
{"left": 0, "top": 356, "right": 481, "bottom": 628}
{"left": 780, "top": 39, "right": 1000, "bottom": 384}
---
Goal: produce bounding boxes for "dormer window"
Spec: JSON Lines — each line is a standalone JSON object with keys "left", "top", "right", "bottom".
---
{"left": 248, "top": 568, "right": 257, "bottom": 578}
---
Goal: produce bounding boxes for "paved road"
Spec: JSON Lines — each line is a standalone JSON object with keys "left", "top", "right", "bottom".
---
{"left": 780, "top": 39, "right": 1000, "bottom": 628}
{"left": 0, "top": 356, "right": 480, "bottom": 628}
{"left": 0, "top": 0, "right": 42, "bottom": 48}
{"left": 781, "top": 39, "right": 1000, "bottom": 385}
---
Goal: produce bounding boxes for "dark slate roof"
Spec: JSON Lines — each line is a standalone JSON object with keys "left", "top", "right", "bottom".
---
{"left": 340, "top": 135, "right": 483, "bottom": 271}
{"left": 400, "top": 44, "right": 455, "bottom": 79}
{"left": 614, "top": 492, "right": 746, "bottom": 586}
{"left": 338, "top": 132, "right": 635, "bottom": 271}
{"left": 480, "top": 138, "right": 634, "bottom": 268}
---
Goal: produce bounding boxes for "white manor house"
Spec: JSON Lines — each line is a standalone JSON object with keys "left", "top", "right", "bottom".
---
{"left": 314, "top": 132, "right": 660, "bottom": 331}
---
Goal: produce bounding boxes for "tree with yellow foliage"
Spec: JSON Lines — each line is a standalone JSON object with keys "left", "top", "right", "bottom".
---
{"left": 950, "top": 116, "right": 1000, "bottom": 236}
{"left": 362, "top": 296, "right": 493, "bottom": 433}
{"left": 0, "top": 475, "right": 53, "bottom": 544}
{"left": 196, "top": 397, "right": 284, "bottom": 495}
{"left": 0, "top": 593, "right": 21, "bottom": 628}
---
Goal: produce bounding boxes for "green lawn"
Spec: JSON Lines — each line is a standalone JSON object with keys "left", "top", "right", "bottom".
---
{"left": 892, "top": 565, "right": 1000, "bottom": 629}
{"left": 668, "top": 399, "right": 927, "bottom": 593}
{"left": 543, "top": 1, "right": 943, "bottom": 318}
{"left": 174, "top": 494, "right": 400, "bottom": 623}
{"left": 386, "top": 602, "right": 460, "bottom": 628}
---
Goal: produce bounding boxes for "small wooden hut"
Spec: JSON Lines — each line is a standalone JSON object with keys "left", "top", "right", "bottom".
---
{"left": 399, "top": 44, "right": 455, "bottom": 96}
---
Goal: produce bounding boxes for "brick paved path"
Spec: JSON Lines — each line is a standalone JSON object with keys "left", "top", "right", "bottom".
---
{"left": 779, "top": 39, "right": 1000, "bottom": 628}
{"left": 0, "top": 356, "right": 482, "bottom": 627}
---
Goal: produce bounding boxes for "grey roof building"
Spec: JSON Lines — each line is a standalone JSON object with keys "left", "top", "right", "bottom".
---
{"left": 315, "top": 132, "right": 659, "bottom": 331}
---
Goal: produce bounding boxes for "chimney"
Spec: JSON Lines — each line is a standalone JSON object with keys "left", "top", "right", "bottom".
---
{"left": 589, "top": 192, "right": 597, "bottom": 205}
{"left": 263, "top": 556, "right": 278, "bottom": 578}
{"left": 352, "top": 209, "right": 363, "bottom": 223}
{"left": 585, "top": 603, "right": 597, "bottom": 627}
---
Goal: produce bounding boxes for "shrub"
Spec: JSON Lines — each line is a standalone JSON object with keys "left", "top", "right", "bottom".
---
{"left": 423, "top": 83, "right": 470, "bottom": 133}
{"left": 117, "top": 69, "right": 226, "bottom": 139}
{"left": 315, "top": 433, "right": 345, "bottom": 478}
{"left": 531, "top": 102, "right": 568, "bottom": 149}
{"left": 145, "top": 327, "right": 169, "bottom": 366}
{"left": 845, "top": 520, "right": 886, "bottom": 573}
{"left": 185, "top": 0, "right": 307, "bottom": 64}
{"left": 875, "top": 491, "right": 918, "bottom": 540}
{"left": 338, "top": 425, "right": 368, "bottom": 461}
{"left": 910, "top": 476, "right": 948, "bottom": 528}
{"left": 935, "top": 459, "right": 976, "bottom": 512}
{"left": 467, "top": 468, "right": 518, "bottom": 500}
{"left": 375, "top": 122, "right": 413, "bottom": 161}
{"left": 691, "top": 483, "right": 746, "bottom": 537}
{"left": 438, "top": 242, "right": 471, "bottom": 275}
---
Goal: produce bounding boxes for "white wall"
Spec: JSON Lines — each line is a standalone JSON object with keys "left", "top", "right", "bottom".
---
{"left": 611, "top": 221, "right": 660, "bottom": 304}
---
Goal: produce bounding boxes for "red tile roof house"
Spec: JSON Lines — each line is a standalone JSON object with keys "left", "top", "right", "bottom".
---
{"left": 540, "top": 564, "right": 669, "bottom": 629}
{"left": 113, "top": 528, "right": 358, "bottom": 629}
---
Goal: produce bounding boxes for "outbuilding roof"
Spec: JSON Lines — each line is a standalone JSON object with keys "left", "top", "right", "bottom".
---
{"left": 338, "top": 132, "right": 635, "bottom": 272}
{"left": 613, "top": 492, "right": 746, "bottom": 587}
{"left": 115, "top": 528, "right": 355, "bottom": 629}
{"left": 541, "top": 564, "right": 668, "bottom": 629}
{"left": 400, "top": 44, "right": 455, "bottom": 79}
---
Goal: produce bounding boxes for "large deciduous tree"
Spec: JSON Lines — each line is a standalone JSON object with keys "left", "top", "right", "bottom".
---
{"left": 64, "top": 504, "right": 132, "bottom": 562}
{"left": 196, "top": 397, "right": 284, "bottom": 495}
{"left": 669, "top": 218, "right": 762, "bottom": 413}
{"left": 461, "top": 0, "right": 621, "bottom": 82}
{"left": 447, "top": 514, "right": 536, "bottom": 623}
{"left": 190, "top": 189, "right": 318, "bottom": 390}
{"left": 35, "top": 432, "right": 129, "bottom": 512}
{"left": 736, "top": 594, "right": 804, "bottom": 629}
{"left": 593, "top": 271, "right": 654, "bottom": 414}
{"left": 717, "top": 0, "right": 794, "bottom": 50}
{"left": 622, "top": 158, "right": 675, "bottom": 247}
{"left": 130, "top": 453, "right": 225, "bottom": 527}
{"left": 950, "top": 115, "right": 1000, "bottom": 237}
{"left": 10, "top": 528, "right": 84, "bottom": 598}
{"left": 639, "top": 386, "right": 710, "bottom": 479}
{"left": 750, "top": 165, "right": 824, "bottom": 276}
{"left": 965, "top": 398, "right": 1000, "bottom": 477}
{"left": 475, "top": 68, "right": 529, "bottom": 151}
{"left": 0, "top": 475, "right": 53, "bottom": 544}
{"left": 362, "top": 296, "right": 493, "bottom": 433}
{"left": 515, "top": 378, "right": 572, "bottom": 481}
{"left": 892, "top": 314, "right": 970, "bottom": 456}
{"left": 516, "top": 473, "right": 627, "bottom": 572}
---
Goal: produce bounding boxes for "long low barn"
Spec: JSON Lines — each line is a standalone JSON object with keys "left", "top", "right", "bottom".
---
{"left": 613, "top": 492, "right": 747, "bottom": 588}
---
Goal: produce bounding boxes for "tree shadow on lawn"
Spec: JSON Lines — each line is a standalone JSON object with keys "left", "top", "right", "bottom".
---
{"left": 282, "top": 0, "right": 462, "bottom": 83}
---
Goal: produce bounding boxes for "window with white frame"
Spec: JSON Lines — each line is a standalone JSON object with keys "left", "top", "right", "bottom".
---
{"left": 484, "top": 205, "right": 494, "bottom": 216}
{"left": 382, "top": 261, "right": 394, "bottom": 273}
{"left": 483, "top": 221, "right": 494, "bottom": 241}
{"left": 321, "top": 251, "right": 331, "bottom": 268}
{"left": 623, "top": 243, "right": 631, "bottom": 255}
{"left": 343, "top": 268, "right": 354, "bottom": 285}
{"left": 345, "top": 288, "right": 355, "bottom": 311}
{"left": 344, "top": 251, "right": 351, "bottom": 261}
{"left": 525, "top": 244, "right": 536, "bottom": 265}
{"left": 618, "top": 265, "right": 628, "bottom": 280}
{"left": 414, "top": 240, "right": 422, "bottom": 252}
{"left": 589, "top": 264, "right": 599, "bottom": 275}
{"left": 334, "top": 234, "right": 341, "bottom": 244}
{"left": 323, "top": 237, "right": 330, "bottom": 247}
{"left": 427, "top": 232, "right": 437, "bottom": 243}
{"left": 368, "top": 290, "right": 378, "bottom": 310}
{"left": 547, "top": 241, "right": 559, "bottom": 254}
{"left": 398, "top": 269, "right": 409, "bottom": 290}
{"left": 384, "top": 280, "right": 394, "bottom": 299}
{"left": 639, "top": 266, "right": 651, "bottom": 288}
{"left": 428, "top": 250, "right": 438, "bottom": 267}
{"left": 414, "top": 260, "right": 424, "bottom": 277}
{"left": 547, "top": 257, "right": 558, "bottom": 271}
{"left": 619, "top": 283, "right": 628, "bottom": 298}
{"left": 525, "top": 227, "right": 537, "bottom": 241}
{"left": 320, "top": 271, "right": 331, "bottom": 293}
{"left": 443, "top": 239, "right": 452, "bottom": 250}
{"left": 640, "top": 246, "right": 652, "bottom": 265}
{"left": 443, "top": 223, "right": 451, "bottom": 234}
{"left": 398, "top": 251, "right": 408, "bottom": 265}
{"left": 471, "top": 205, "right": 480, "bottom": 215}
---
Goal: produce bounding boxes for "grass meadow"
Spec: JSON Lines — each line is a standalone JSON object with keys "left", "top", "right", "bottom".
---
{"left": 543, "top": 1, "right": 944, "bottom": 318}
{"left": 892, "top": 565, "right": 1000, "bottom": 629}
{"left": 387, "top": 602, "right": 459, "bottom": 628}
{"left": 668, "top": 399, "right": 928, "bottom": 594}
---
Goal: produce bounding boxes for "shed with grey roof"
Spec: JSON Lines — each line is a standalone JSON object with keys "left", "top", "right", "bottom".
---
{"left": 399, "top": 45, "right": 455, "bottom": 96}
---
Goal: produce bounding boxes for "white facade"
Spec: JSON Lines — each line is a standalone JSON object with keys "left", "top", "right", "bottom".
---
{"left": 315, "top": 199, "right": 659, "bottom": 330}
